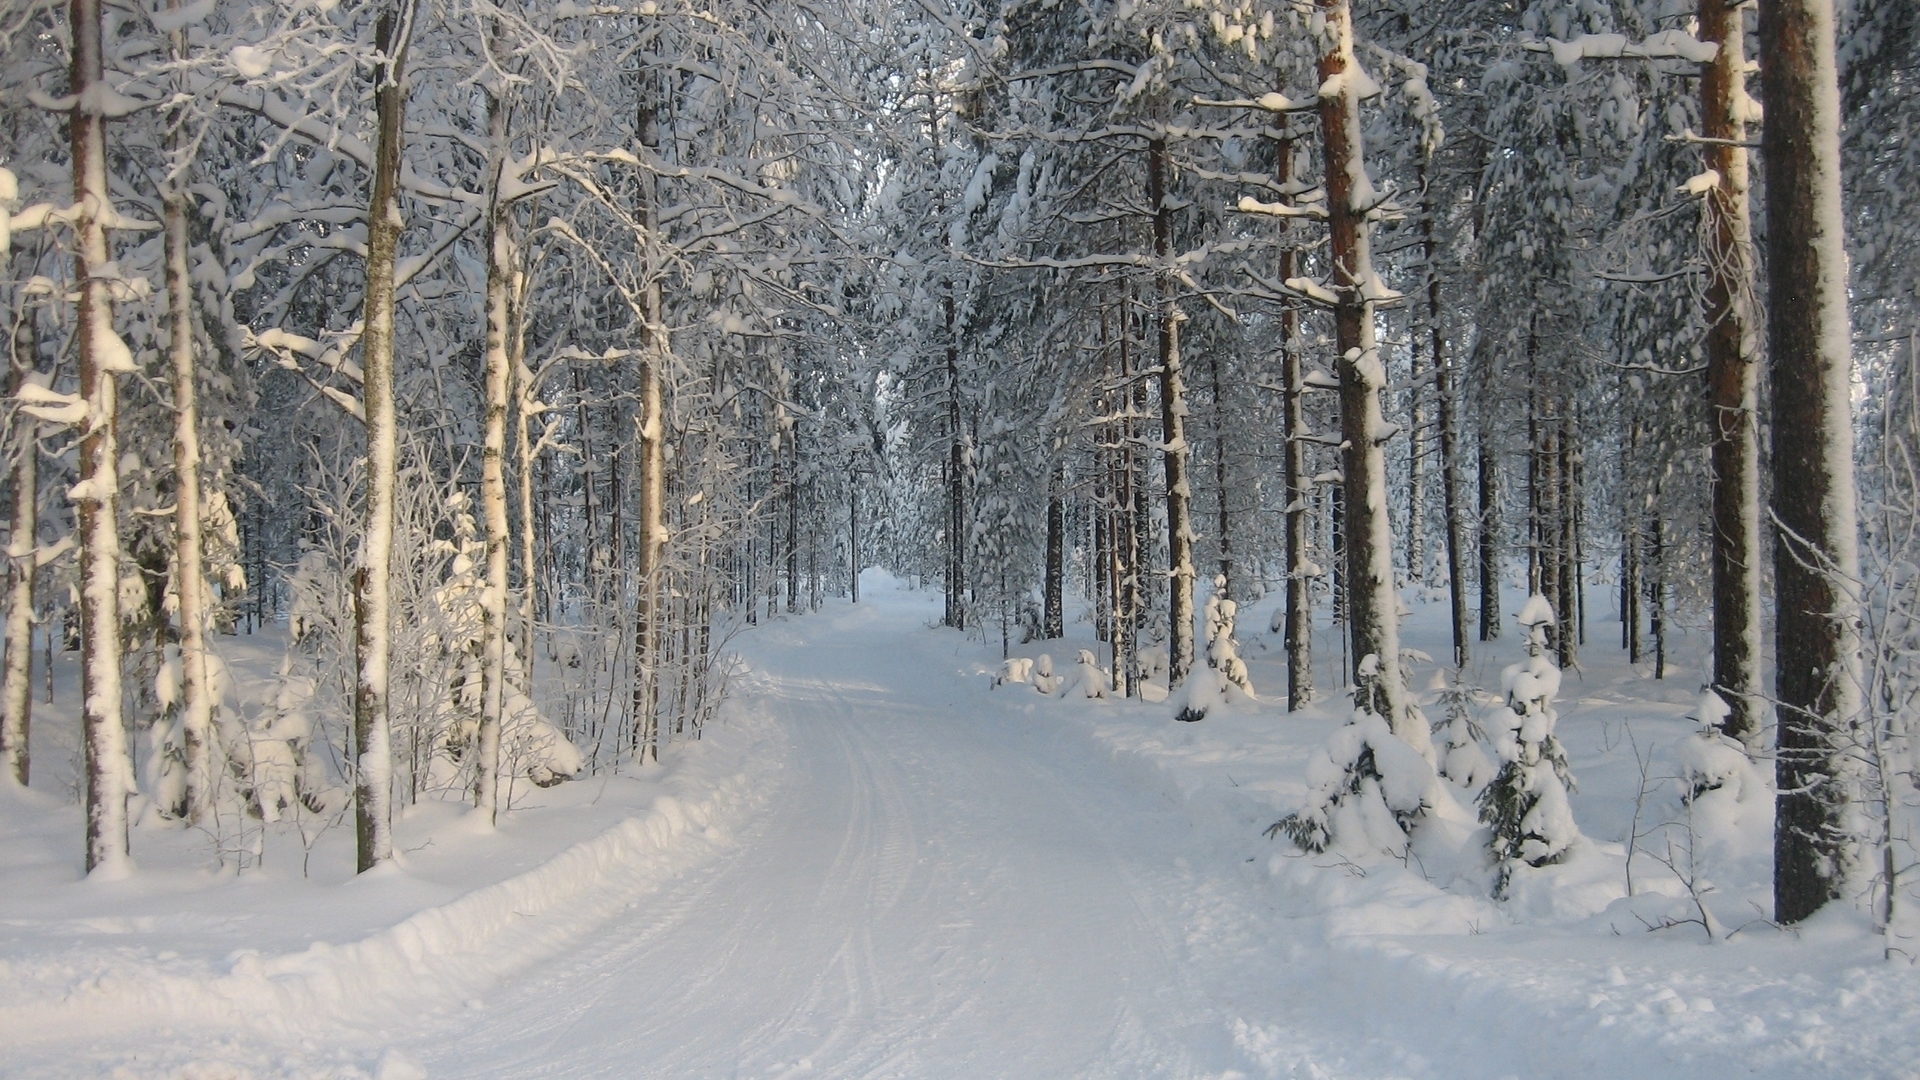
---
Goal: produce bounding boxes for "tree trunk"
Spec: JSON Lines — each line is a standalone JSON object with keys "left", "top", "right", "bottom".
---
{"left": 1760, "top": 0, "right": 1863, "bottom": 925}
{"left": 476, "top": 63, "right": 513, "bottom": 821}
{"left": 3, "top": 320, "right": 36, "bottom": 786}
{"left": 1557, "top": 423, "right": 1578, "bottom": 669}
{"left": 1700, "top": 0, "right": 1765, "bottom": 751}
{"left": 944, "top": 291, "right": 965, "bottom": 630}
{"left": 1318, "top": 0, "right": 1409, "bottom": 736}
{"left": 1423, "top": 161, "right": 1469, "bottom": 669}
{"left": 72, "top": 0, "right": 133, "bottom": 873}
{"left": 1278, "top": 129, "right": 1314, "bottom": 710}
{"left": 1209, "top": 348, "right": 1233, "bottom": 598}
{"left": 1044, "top": 460, "right": 1064, "bottom": 638}
{"left": 632, "top": 76, "right": 666, "bottom": 764}
{"left": 849, "top": 463, "right": 860, "bottom": 604}
{"left": 1150, "top": 138, "right": 1195, "bottom": 687}
{"left": 1477, "top": 431, "right": 1499, "bottom": 641}
{"left": 352, "top": 0, "right": 417, "bottom": 873}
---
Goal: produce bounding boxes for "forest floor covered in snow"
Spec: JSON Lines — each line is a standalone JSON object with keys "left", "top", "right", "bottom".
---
{"left": 4, "top": 574, "right": 1920, "bottom": 1078}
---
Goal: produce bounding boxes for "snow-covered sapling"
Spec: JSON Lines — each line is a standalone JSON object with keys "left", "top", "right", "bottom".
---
{"left": 1435, "top": 669, "right": 1495, "bottom": 792}
{"left": 1032, "top": 654, "right": 1062, "bottom": 695}
{"left": 1175, "top": 575, "right": 1256, "bottom": 722}
{"left": 1268, "top": 654, "right": 1437, "bottom": 856}
{"left": 1478, "top": 595, "right": 1580, "bottom": 896}
{"left": 1068, "top": 649, "right": 1109, "bottom": 699}
{"left": 1675, "top": 690, "right": 1758, "bottom": 804}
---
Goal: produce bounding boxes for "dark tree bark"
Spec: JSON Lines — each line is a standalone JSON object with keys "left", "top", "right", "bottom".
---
{"left": 1760, "top": 0, "right": 1863, "bottom": 925}
{"left": 1150, "top": 138, "right": 1195, "bottom": 687}
{"left": 1045, "top": 460, "right": 1064, "bottom": 638}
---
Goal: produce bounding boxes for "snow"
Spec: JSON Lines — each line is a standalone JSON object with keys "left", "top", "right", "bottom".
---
{"left": 5, "top": 579, "right": 1919, "bottom": 1076}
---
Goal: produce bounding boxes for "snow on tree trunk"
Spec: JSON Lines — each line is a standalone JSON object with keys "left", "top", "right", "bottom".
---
{"left": 475, "top": 69, "right": 512, "bottom": 822}
{"left": 71, "top": 0, "right": 133, "bottom": 874}
{"left": 1317, "top": 0, "right": 1408, "bottom": 737}
{"left": 1699, "top": 0, "right": 1765, "bottom": 753}
{"left": 3, "top": 314, "right": 35, "bottom": 786}
{"left": 353, "top": 0, "right": 418, "bottom": 873}
{"left": 1759, "top": 0, "right": 1864, "bottom": 925}
{"left": 163, "top": 41, "right": 214, "bottom": 822}
{"left": 1278, "top": 132, "right": 1313, "bottom": 712}
{"left": 1152, "top": 136, "right": 1196, "bottom": 689}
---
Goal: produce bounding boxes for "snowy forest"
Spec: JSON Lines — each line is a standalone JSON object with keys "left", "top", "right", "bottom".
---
{"left": 5, "top": 0, "right": 1920, "bottom": 1074}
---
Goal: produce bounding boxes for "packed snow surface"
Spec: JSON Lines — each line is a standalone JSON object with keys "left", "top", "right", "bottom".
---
{"left": 4, "top": 575, "right": 1920, "bottom": 1077}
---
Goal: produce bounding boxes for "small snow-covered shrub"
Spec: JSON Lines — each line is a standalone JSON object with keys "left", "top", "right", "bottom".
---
{"left": 995, "top": 657, "right": 1033, "bottom": 687}
{"left": 1032, "top": 653, "right": 1062, "bottom": 694}
{"left": 1434, "top": 670, "right": 1495, "bottom": 792}
{"left": 1065, "top": 649, "right": 1109, "bottom": 699}
{"left": 1478, "top": 595, "right": 1580, "bottom": 896}
{"left": 1269, "top": 656, "right": 1436, "bottom": 857}
{"left": 1175, "top": 576, "right": 1256, "bottom": 723}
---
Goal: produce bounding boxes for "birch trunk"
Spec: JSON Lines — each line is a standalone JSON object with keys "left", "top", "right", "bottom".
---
{"left": 353, "top": 0, "right": 417, "bottom": 872}
{"left": 164, "top": 136, "right": 213, "bottom": 824}
{"left": 1700, "top": 0, "right": 1765, "bottom": 751}
{"left": 1318, "top": 0, "right": 1408, "bottom": 734}
{"left": 155, "top": 3, "right": 216, "bottom": 822}
{"left": 632, "top": 77, "right": 665, "bottom": 764}
{"left": 475, "top": 68, "right": 513, "bottom": 821}
{"left": 1150, "top": 138, "right": 1195, "bottom": 686}
{"left": 1759, "top": 0, "right": 1863, "bottom": 925}
{"left": 3, "top": 322, "right": 36, "bottom": 785}
{"left": 72, "top": 0, "right": 133, "bottom": 873}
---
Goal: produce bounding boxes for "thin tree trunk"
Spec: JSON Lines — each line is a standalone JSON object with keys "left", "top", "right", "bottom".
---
{"left": 513, "top": 330, "right": 537, "bottom": 684}
{"left": 1760, "top": 0, "right": 1863, "bottom": 925}
{"left": 352, "top": 0, "right": 418, "bottom": 873}
{"left": 71, "top": 0, "right": 133, "bottom": 873}
{"left": 632, "top": 76, "right": 666, "bottom": 764}
{"left": 944, "top": 292, "right": 965, "bottom": 630}
{"left": 1150, "top": 138, "right": 1195, "bottom": 686}
{"left": 849, "top": 462, "right": 860, "bottom": 604}
{"left": 1319, "top": 0, "right": 1408, "bottom": 737}
{"left": 1208, "top": 348, "right": 1232, "bottom": 597}
{"left": 1650, "top": 511, "right": 1666, "bottom": 680}
{"left": 1278, "top": 127, "right": 1314, "bottom": 710}
{"left": 159, "top": 3, "right": 215, "bottom": 823}
{"left": 1477, "top": 406, "right": 1501, "bottom": 641}
{"left": 785, "top": 443, "right": 798, "bottom": 616}
{"left": 1700, "top": 0, "right": 1765, "bottom": 751}
{"left": 3, "top": 320, "right": 36, "bottom": 785}
{"left": 1045, "top": 460, "right": 1064, "bottom": 638}
{"left": 1557, "top": 424, "right": 1578, "bottom": 669}
{"left": 1425, "top": 164, "right": 1469, "bottom": 668}
{"left": 475, "top": 60, "right": 514, "bottom": 821}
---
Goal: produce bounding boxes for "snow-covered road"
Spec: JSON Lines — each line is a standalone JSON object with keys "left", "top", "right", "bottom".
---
{"left": 15, "top": 582, "right": 1907, "bottom": 1078}
{"left": 411, "top": 596, "right": 1231, "bottom": 1078}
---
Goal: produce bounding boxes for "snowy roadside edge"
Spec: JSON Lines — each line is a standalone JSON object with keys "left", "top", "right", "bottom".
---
{"left": 0, "top": 710, "right": 782, "bottom": 1048}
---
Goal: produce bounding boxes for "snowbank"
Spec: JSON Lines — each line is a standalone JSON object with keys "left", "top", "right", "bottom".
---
{"left": 0, "top": 699, "right": 779, "bottom": 1062}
